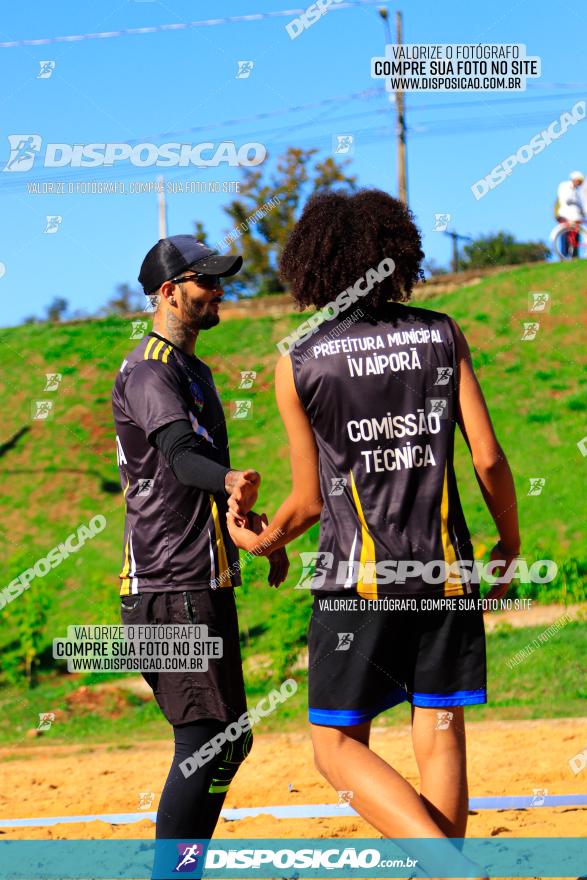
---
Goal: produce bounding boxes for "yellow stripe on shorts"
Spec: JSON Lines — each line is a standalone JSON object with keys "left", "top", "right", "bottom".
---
{"left": 210, "top": 495, "right": 231, "bottom": 587}
{"left": 440, "top": 464, "right": 464, "bottom": 596}
{"left": 350, "top": 470, "right": 378, "bottom": 600}
{"left": 119, "top": 534, "right": 131, "bottom": 596}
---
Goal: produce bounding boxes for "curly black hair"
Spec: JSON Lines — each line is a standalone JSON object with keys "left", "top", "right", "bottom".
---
{"left": 279, "top": 188, "right": 424, "bottom": 317}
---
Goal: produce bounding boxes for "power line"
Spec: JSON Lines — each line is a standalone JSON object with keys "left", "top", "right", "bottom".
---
{"left": 126, "top": 89, "right": 384, "bottom": 145}
{"left": 0, "top": 106, "right": 576, "bottom": 193}
{"left": 408, "top": 109, "right": 580, "bottom": 135}
{"left": 4, "top": 85, "right": 574, "bottom": 153}
{"left": 0, "top": 85, "right": 583, "bottom": 194}
{"left": 0, "top": 1, "right": 385, "bottom": 48}
{"left": 84, "top": 87, "right": 587, "bottom": 147}
{"left": 408, "top": 88, "right": 587, "bottom": 114}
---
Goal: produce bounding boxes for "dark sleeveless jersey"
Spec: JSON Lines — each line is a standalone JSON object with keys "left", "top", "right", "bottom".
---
{"left": 290, "top": 304, "right": 474, "bottom": 598}
{"left": 111, "top": 331, "right": 240, "bottom": 595}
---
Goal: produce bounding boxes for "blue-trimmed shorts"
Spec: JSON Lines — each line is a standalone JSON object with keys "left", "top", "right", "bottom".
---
{"left": 308, "top": 595, "right": 486, "bottom": 726}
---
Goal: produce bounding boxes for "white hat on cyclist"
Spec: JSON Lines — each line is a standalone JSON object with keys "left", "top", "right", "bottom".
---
{"left": 570, "top": 170, "right": 584, "bottom": 181}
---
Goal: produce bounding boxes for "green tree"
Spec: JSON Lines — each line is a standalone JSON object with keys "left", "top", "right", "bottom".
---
{"left": 458, "top": 232, "right": 549, "bottom": 270}
{"left": 193, "top": 220, "right": 210, "bottom": 246}
{"left": 45, "top": 296, "right": 69, "bottom": 322}
{"left": 3, "top": 565, "right": 52, "bottom": 688}
{"left": 100, "top": 283, "right": 144, "bottom": 316}
{"left": 198, "top": 147, "right": 357, "bottom": 297}
{"left": 423, "top": 258, "right": 449, "bottom": 277}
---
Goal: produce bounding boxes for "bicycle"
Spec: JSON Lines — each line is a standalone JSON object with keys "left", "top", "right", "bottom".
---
{"left": 549, "top": 219, "right": 587, "bottom": 259}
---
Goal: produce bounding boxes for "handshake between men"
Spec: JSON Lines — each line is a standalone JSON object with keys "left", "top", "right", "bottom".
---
{"left": 224, "top": 468, "right": 290, "bottom": 588}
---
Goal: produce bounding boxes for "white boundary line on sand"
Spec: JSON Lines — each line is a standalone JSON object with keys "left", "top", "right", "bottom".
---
{"left": 1, "top": 795, "right": 586, "bottom": 827}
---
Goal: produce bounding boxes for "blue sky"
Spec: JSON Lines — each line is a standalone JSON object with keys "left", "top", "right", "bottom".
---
{"left": 0, "top": 0, "right": 585, "bottom": 326}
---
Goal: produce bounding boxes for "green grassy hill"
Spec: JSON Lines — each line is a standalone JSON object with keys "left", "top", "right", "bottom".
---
{"left": 0, "top": 260, "right": 585, "bottom": 743}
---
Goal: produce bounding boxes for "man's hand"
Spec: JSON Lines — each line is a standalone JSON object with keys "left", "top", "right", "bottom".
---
{"left": 225, "top": 469, "right": 260, "bottom": 525}
{"left": 483, "top": 539, "right": 520, "bottom": 606}
{"left": 226, "top": 511, "right": 258, "bottom": 552}
{"left": 246, "top": 512, "right": 290, "bottom": 588}
{"left": 226, "top": 511, "right": 290, "bottom": 588}
{"left": 267, "top": 546, "right": 289, "bottom": 589}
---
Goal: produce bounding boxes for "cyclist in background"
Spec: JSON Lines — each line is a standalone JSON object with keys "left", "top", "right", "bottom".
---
{"left": 556, "top": 171, "right": 585, "bottom": 258}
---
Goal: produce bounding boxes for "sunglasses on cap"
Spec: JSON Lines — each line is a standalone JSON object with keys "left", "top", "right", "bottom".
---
{"left": 171, "top": 273, "right": 222, "bottom": 290}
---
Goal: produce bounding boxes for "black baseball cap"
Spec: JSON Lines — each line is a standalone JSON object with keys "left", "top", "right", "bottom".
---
{"left": 138, "top": 235, "right": 243, "bottom": 294}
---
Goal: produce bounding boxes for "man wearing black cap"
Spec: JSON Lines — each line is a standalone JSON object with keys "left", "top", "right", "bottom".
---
{"left": 111, "top": 235, "right": 289, "bottom": 846}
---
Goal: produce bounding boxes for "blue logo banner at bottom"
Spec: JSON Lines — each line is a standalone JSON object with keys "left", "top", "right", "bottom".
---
{"left": 0, "top": 838, "right": 585, "bottom": 878}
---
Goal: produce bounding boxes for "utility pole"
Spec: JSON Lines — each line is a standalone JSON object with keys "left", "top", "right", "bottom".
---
{"left": 395, "top": 11, "right": 408, "bottom": 205}
{"left": 443, "top": 230, "right": 472, "bottom": 273}
{"left": 157, "top": 175, "right": 167, "bottom": 239}
{"left": 378, "top": 7, "right": 408, "bottom": 205}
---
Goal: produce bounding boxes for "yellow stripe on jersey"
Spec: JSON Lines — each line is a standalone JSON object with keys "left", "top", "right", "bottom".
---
{"left": 144, "top": 337, "right": 173, "bottom": 362}
{"left": 119, "top": 534, "right": 131, "bottom": 596}
{"left": 143, "top": 337, "right": 157, "bottom": 359}
{"left": 440, "top": 464, "right": 464, "bottom": 596}
{"left": 349, "top": 470, "right": 378, "bottom": 599}
{"left": 152, "top": 339, "right": 165, "bottom": 360}
{"left": 210, "top": 495, "right": 231, "bottom": 588}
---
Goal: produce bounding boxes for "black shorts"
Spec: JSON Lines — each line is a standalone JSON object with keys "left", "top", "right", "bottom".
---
{"left": 120, "top": 589, "right": 247, "bottom": 726}
{"left": 308, "top": 596, "right": 486, "bottom": 726}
